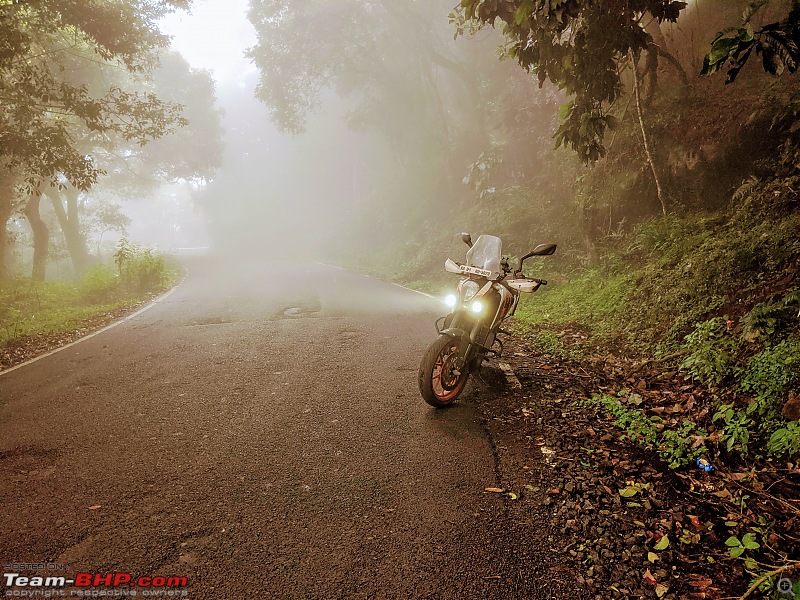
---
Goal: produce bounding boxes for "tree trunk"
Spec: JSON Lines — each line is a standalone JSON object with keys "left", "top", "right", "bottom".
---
{"left": 0, "top": 174, "right": 16, "bottom": 280}
{"left": 46, "top": 185, "right": 90, "bottom": 275}
{"left": 630, "top": 51, "right": 667, "bottom": 216}
{"left": 24, "top": 181, "right": 50, "bottom": 282}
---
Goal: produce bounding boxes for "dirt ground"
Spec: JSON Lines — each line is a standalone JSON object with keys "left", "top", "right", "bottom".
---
{"left": 478, "top": 332, "right": 800, "bottom": 600}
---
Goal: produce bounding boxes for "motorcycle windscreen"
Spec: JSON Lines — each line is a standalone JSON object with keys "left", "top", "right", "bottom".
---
{"left": 465, "top": 234, "right": 502, "bottom": 279}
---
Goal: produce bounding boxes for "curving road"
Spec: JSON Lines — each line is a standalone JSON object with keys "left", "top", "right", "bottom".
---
{"left": 0, "top": 258, "right": 553, "bottom": 599}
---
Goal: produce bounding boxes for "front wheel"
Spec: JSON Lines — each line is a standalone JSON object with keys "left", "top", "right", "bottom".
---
{"left": 418, "top": 335, "right": 469, "bottom": 408}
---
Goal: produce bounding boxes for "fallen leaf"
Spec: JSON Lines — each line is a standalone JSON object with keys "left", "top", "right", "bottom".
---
{"left": 656, "top": 584, "right": 669, "bottom": 598}
{"left": 654, "top": 535, "right": 670, "bottom": 551}
{"left": 648, "top": 552, "right": 659, "bottom": 563}
{"left": 643, "top": 568, "right": 658, "bottom": 586}
{"left": 619, "top": 485, "right": 640, "bottom": 497}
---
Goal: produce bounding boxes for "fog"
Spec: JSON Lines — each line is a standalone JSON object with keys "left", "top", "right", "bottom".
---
{"left": 2, "top": 0, "right": 789, "bottom": 282}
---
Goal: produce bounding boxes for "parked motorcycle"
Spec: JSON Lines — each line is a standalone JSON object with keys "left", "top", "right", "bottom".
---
{"left": 418, "top": 233, "right": 556, "bottom": 408}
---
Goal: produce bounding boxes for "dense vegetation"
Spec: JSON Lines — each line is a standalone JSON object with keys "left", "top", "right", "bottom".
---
{"left": 0, "top": 0, "right": 221, "bottom": 359}
{"left": 0, "top": 0, "right": 222, "bottom": 282}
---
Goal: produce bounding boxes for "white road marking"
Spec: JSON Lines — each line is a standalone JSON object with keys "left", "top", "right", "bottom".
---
{"left": 0, "top": 284, "right": 181, "bottom": 377}
{"left": 312, "top": 262, "right": 437, "bottom": 299}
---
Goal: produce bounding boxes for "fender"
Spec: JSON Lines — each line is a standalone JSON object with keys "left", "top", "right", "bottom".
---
{"left": 439, "top": 327, "right": 466, "bottom": 339}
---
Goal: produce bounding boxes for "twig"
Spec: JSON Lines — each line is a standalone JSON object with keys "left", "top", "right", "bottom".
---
{"left": 631, "top": 350, "right": 688, "bottom": 373}
{"left": 736, "top": 561, "right": 800, "bottom": 600}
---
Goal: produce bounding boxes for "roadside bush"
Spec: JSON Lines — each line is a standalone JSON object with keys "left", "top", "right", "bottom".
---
{"left": 768, "top": 422, "right": 800, "bottom": 457}
{"left": 740, "top": 338, "right": 800, "bottom": 421}
{"left": 114, "top": 238, "right": 171, "bottom": 293}
{"left": 681, "top": 318, "right": 741, "bottom": 386}
{"left": 583, "top": 394, "right": 707, "bottom": 469}
{"left": 79, "top": 264, "right": 119, "bottom": 304}
{"left": 740, "top": 289, "right": 800, "bottom": 344}
{"left": 123, "top": 248, "right": 166, "bottom": 292}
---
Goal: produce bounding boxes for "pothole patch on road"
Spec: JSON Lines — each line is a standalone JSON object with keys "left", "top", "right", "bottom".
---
{"left": 276, "top": 305, "right": 320, "bottom": 319}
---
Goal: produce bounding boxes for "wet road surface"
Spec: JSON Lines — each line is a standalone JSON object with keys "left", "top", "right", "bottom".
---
{"left": 0, "top": 258, "right": 555, "bottom": 599}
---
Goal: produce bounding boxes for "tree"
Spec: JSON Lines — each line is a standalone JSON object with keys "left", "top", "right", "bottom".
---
{"left": 246, "top": 0, "right": 498, "bottom": 204}
{"left": 453, "top": 0, "right": 688, "bottom": 162}
{"left": 701, "top": 0, "right": 800, "bottom": 82}
{"left": 83, "top": 199, "right": 131, "bottom": 256}
{"left": 47, "top": 52, "right": 223, "bottom": 275}
{"left": 0, "top": 0, "right": 190, "bottom": 188}
{"left": 0, "top": 0, "right": 197, "bottom": 278}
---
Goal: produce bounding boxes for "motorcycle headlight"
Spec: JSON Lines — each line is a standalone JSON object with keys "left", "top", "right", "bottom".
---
{"left": 444, "top": 294, "right": 457, "bottom": 308}
{"left": 460, "top": 280, "right": 480, "bottom": 303}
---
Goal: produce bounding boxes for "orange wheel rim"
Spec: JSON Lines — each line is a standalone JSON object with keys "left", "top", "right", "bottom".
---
{"left": 431, "top": 340, "right": 465, "bottom": 401}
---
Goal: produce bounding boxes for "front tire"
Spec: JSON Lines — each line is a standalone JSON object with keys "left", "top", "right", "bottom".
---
{"left": 418, "top": 335, "right": 469, "bottom": 408}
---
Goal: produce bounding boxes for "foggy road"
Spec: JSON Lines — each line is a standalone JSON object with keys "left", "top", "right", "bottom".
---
{"left": 0, "top": 258, "right": 554, "bottom": 599}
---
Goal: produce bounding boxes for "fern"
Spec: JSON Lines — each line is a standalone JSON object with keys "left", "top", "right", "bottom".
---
{"left": 733, "top": 175, "right": 760, "bottom": 202}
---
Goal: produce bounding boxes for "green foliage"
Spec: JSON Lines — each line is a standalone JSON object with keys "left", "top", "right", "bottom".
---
{"left": 740, "top": 338, "right": 800, "bottom": 420}
{"left": 79, "top": 264, "right": 120, "bottom": 305}
{"left": 513, "top": 268, "right": 632, "bottom": 340}
{"left": 121, "top": 248, "right": 168, "bottom": 293}
{"left": 713, "top": 404, "right": 752, "bottom": 456}
{"left": 725, "top": 533, "right": 760, "bottom": 559}
{"left": 740, "top": 290, "right": 800, "bottom": 343}
{"left": 624, "top": 198, "right": 800, "bottom": 350}
{"left": 0, "top": 0, "right": 189, "bottom": 187}
{"left": 114, "top": 237, "right": 134, "bottom": 276}
{"left": 768, "top": 421, "right": 800, "bottom": 457}
{"left": 456, "top": 0, "right": 688, "bottom": 161}
{"left": 528, "top": 329, "right": 584, "bottom": 361}
{"left": 681, "top": 318, "right": 741, "bottom": 385}
{"left": 115, "top": 238, "right": 171, "bottom": 293}
{"left": 584, "top": 395, "right": 706, "bottom": 469}
{"left": 463, "top": 147, "right": 502, "bottom": 201}
{"left": 659, "top": 420, "right": 707, "bottom": 470}
{"left": 588, "top": 394, "right": 660, "bottom": 445}
{"left": 0, "top": 247, "right": 179, "bottom": 349}
{"left": 702, "top": 2, "right": 800, "bottom": 82}
{"left": 0, "top": 279, "right": 108, "bottom": 346}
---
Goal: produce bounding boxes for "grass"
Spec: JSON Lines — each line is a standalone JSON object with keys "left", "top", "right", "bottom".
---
{"left": 0, "top": 280, "right": 131, "bottom": 345}
{"left": 512, "top": 268, "right": 634, "bottom": 341}
{"left": 0, "top": 253, "right": 181, "bottom": 350}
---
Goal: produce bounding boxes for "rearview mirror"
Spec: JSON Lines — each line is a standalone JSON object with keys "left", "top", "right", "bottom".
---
{"left": 461, "top": 232, "right": 473, "bottom": 247}
{"left": 530, "top": 243, "right": 557, "bottom": 256}
{"left": 518, "top": 243, "right": 557, "bottom": 273}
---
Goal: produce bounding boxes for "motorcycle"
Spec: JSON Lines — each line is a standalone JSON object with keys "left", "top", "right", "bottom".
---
{"left": 418, "top": 233, "right": 556, "bottom": 408}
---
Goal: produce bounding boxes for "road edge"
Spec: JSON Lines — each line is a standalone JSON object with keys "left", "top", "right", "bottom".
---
{"left": 313, "top": 262, "right": 439, "bottom": 300}
{"left": 0, "top": 283, "right": 182, "bottom": 378}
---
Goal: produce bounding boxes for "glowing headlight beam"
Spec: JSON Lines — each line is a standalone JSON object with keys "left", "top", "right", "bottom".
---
{"left": 444, "top": 294, "right": 457, "bottom": 308}
{"left": 470, "top": 300, "right": 483, "bottom": 314}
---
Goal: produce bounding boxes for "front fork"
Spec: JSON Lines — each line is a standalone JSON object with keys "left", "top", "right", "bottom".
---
{"left": 436, "top": 310, "right": 486, "bottom": 375}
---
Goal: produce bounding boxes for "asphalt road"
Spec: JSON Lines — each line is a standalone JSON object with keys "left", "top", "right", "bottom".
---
{"left": 0, "top": 258, "right": 554, "bottom": 599}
